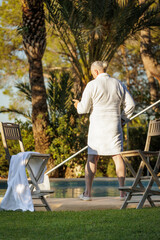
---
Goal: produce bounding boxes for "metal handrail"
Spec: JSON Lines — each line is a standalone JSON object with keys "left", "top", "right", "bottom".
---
{"left": 129, "top": 99, "right": 160, "bottom": 121}
{"left": 45, "top": 99, "right": 160, "bottom": 175}
{"left": 45, "top": 146, "right": 88, "bottom": 175}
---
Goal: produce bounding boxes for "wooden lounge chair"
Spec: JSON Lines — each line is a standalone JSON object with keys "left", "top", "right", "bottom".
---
{"left": 119, "top": 119, "right": 160, "bottom": 209}
{"left": 0, "top": 122, "right": 54, "bottom": 211}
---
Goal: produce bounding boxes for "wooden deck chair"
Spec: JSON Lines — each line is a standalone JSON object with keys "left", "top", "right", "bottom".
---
{"left": 0, "top": 122, "right": 54, "bottom": 211}
{"left": 119, "top": 119, "right": 160, "bottom": 209}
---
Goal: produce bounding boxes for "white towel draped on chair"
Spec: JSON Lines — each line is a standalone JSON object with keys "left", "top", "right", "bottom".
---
{"left": 0, "top": 122, "right": 53, "bottom": 211}
{"left": 0, "top": 152, "right": 36, "bottom": 212}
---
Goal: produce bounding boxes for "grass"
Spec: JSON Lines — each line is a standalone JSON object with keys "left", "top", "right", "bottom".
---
{"left": 0, "top": 208, "right": 160, "bottom": 240}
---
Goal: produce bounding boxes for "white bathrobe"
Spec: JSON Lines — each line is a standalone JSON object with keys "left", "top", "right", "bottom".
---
{"left": 77, "top": 73, "right": 135, "bottom": 155}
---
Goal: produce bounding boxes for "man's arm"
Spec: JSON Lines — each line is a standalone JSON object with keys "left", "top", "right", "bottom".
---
{"left": 73, "top": 83, "right": 92, "bottom": 114}
{"left": 121, "top": 85, "right": 135, "bottom": 123}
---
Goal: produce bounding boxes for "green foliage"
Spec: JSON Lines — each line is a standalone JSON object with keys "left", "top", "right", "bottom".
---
{"left": 106, "top": 159, "right": 117, "bottom": 177}
{"left": 0, "top": 0, "right": 68, "bottom": 87}
{"left": 1, "top": 0, "right": 160, "bottom": 179}
{"left": 108, "top": 35, "right": 160, "bottom": 116}
{"left": 44, "top": 0, "right": 160, "bottom": 86}
{"left": 123, "top": 119, "right": 148, "bottom": 176}
{"left": 43, "top": 22, "right": 70, "bottom": 72}
{"left": 0, "top": 82, "right": 32, "bottom": 121}
{"left": 0, "top": 138, "right": 9, "bottom": 178}
{"left": 17, "top": 121, "right": 35, "bottom": 152}
{"left": 94, "top": 156, "right": 115, "bottom": 177}
{"left": 47, "top": 71, "right": 88, "bottom": 177}
{"left": 0, "top": 0, "right": 27, "bottom": 82}
{"left": 1, "top": 62, "right": 159, "bottom": 178}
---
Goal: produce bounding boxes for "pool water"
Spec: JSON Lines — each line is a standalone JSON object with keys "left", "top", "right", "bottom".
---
{"left": 50, "top": 179, "right": 121, "bottom": 198}
{"left": 0, "top": 178, "right": 156, "bottom": 198}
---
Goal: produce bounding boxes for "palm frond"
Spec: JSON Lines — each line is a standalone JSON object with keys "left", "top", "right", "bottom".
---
{"left": 15, "top": 81, "right": 32, "bottom": 102}
{"left": 44, "top": 0, "right": 160, "bottom": 85}
{"left": 46, "top": 70, "right": 74, "bottom": 118}
{"left": 0, "top": 107, "right": 32, "bottom": 120}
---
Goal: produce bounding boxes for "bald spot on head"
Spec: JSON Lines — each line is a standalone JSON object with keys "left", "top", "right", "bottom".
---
{"left": 91, "top": 61, "right": 104, "bottom": 72}
{"left": 91, "top": 61, "right": 108, "bottom": 78}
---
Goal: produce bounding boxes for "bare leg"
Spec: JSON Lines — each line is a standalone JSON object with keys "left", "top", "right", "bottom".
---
{"left": 84, "top": 154, "right": 99, "bottom": 197}
{"left": 112, "top": 154, "right": 126, "bottom": 198}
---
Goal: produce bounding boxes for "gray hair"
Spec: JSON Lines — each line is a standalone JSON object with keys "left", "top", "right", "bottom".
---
{"left": 91, "top": 61, "right": 108, "bottom": 72}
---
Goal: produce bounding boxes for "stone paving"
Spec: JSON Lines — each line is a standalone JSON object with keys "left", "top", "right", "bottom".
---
{"left": 34, "top": 196, "right": 158, "bottom": 211}
{"left": 46, "top": 196, "right": 130, "bottom": 211}
{"left": 1, "top": 195, "right": 159, "bottom": 211}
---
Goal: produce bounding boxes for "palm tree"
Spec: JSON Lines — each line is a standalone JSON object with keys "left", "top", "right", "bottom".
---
{"left": 140, "top": 28, "right": 159, "bottom": 103}
{"left": 20, "top": 0, "right": 50, "bottom": 153}
{"left": 44, "top": 0, "right": 160, "bottom": 92}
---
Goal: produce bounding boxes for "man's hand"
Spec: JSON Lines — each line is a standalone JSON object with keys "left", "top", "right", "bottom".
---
{"left": 73, "top": 99, "right": 79, "bottom": 109}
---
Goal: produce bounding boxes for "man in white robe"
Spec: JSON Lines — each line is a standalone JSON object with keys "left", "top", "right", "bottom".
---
{"left": 73, "top": 61, "right": 135, "bottom": 201}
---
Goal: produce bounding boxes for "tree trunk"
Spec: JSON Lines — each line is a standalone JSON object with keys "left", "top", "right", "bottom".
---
{"left": 146, "top": 69, "right": 158, "bottom": 103}
{"left": 139, "top": 0, "right": 160, "bottom": 85}
{"left": 28, "top": 58, "right": 50, "bottom": 153}
{"left": 140, "top": 28, "right": 159, "bottom": 102}
{"left": 21, "top": 0, "right": 50, "bottom": 153}
{"left": 140, "top": 28, "right": 160, "bottom": 84}
{"left": 120, "top": 45, "right": 130, "bottom": 90}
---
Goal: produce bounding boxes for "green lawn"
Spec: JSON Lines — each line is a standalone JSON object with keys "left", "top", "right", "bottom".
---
{"left": 0, "top": 208, "right": 160, "bottom": 240}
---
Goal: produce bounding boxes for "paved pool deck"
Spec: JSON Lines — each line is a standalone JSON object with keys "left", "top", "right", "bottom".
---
{"left": 46, "top": 196, "right": 131, "bottom": 211}
{"left": 45, "top": 196, "right": 160, "bottom": 211}
{"left": 1, "top": 195, "right": 160, "bottom": 211}
{"left": 0, "top": 196, "right": 136, "bottom": 211}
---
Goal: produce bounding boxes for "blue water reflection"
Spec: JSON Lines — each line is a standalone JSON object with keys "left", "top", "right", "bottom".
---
{"left": 49, "top": 178, "right": 129, "bottom": 198}
{"left": 1, "top": 178, "right": 158, "bottom": 198}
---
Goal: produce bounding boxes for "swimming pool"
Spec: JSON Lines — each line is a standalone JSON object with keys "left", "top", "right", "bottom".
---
{"left": 50, "top": 178, "right": 122, "bottom": 198}
{"left": 0, "top": 178, "right": 154, "bottom": 198}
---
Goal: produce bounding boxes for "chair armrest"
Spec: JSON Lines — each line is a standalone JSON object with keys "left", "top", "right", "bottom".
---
{"left": 120, "top": 150, "right": 159, "bottom": 158}
{"left": 25, "top": 153, "right": 50, "bottom": 165}
{"left": 120, "top": 150, "right": 141, "bottom": 157}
